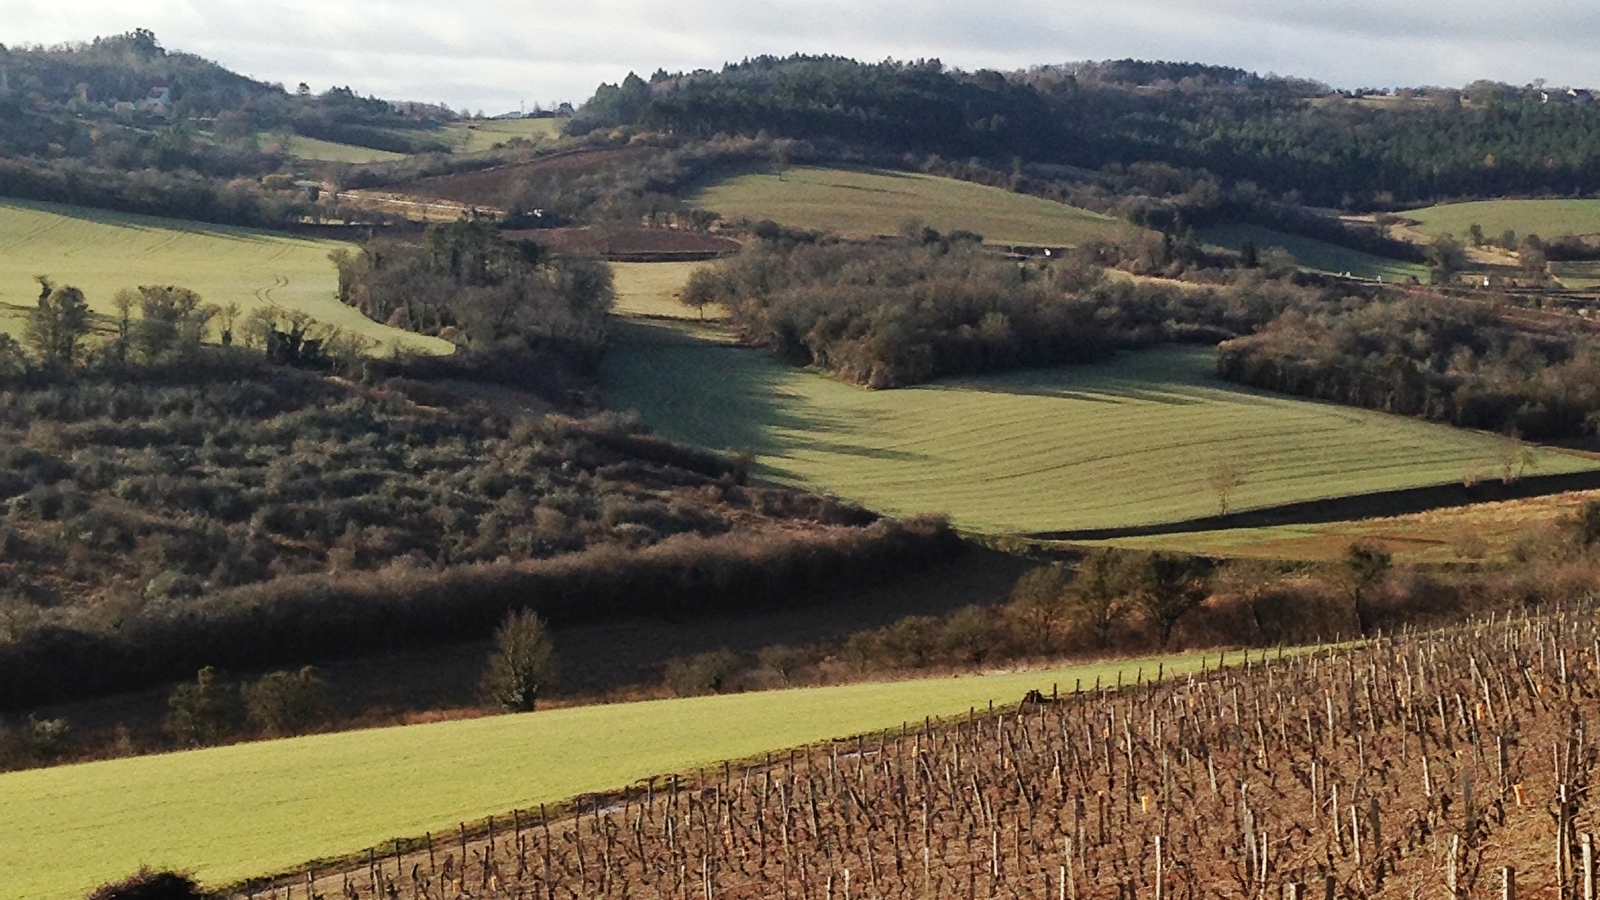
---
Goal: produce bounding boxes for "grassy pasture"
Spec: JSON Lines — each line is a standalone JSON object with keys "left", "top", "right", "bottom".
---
{"left": 441, "top": 117, "right": 565, "bottom": 154}
{"left": 1083, "top": 489, "right": 1600, "bottom": 564}
{"left": 0, "top": 199, "right": 451, "bottom": 354}
{"left": 692, "top": 166, "right": 1135, "bottom": 247}
{"left": 1, "top": 653, "right": 1214, "bottom": 900}
{"left": 611, "top": 261, "right": 728, "bottom": 319}
{"left": 1197, "top": 224, "right": 1429, "bottom": 282}
{"left": 273, "top": 134, "right": 406, "bottom": 164}
{"left": 1405, "top": 199, "right": 1600, "bottom": 239}
{"left": 602, "top": 320, "right": 1597, "bottom": 534}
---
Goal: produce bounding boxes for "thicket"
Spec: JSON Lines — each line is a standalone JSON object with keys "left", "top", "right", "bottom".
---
{"left": 1217, "top": 295, "right": 1600, "bottom": 439}
{"left": 690, "top": 232, "right": 1307, "bottom": 388}
{"left": 331, "top": 218, "right": 613, "bottom": 348}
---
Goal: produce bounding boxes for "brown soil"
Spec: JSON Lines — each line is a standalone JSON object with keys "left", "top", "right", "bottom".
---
{"left": 405, "top": 147, "right": 660, "bottom": 208}
{"left": 506, "top": 227, "right": 741, "bottom": 260}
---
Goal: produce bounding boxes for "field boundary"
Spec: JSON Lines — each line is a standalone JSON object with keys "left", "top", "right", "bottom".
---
{"left": 1027, "top": 468, "right": 1600, "bottom": 541}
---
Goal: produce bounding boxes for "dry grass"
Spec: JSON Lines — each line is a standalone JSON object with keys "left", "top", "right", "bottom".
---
{"left": 610, "top": 262, "right": 726, "bottom": 320}
{"left": 1088, "top": 489, "right": 1600, "bottom": 563}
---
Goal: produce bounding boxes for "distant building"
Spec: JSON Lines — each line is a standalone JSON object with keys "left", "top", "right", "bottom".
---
{"left": 1541, "top": 88, "right": 1594, "bottom": 104}
{"left": 138, "top": 85, "right": 173, "bottom": 115}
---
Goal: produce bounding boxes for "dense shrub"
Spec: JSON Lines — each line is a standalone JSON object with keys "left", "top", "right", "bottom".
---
{"left": 243, "top": 667, "right": 328, "bottom": 737}
{"left": 84, "top": 869, "right": 207, "bottom": 900}
{"left": 1217, "top": 295, "right": 1600, "bottom": 439}
{"left": 0, "top": 346, "right": 944, "bottom": 710}
{"left": 0, "top": 516, "right": 956, "bottom": 708}
{"left": 478, "top": 610, "right": 557, "bottom": 712}
{"left": 164, "top": 666, "right": 241, "bottom": 747}
{"left": 697, "top": 234, "right": 1305, "bottom": 387}
{"left": 332, "top": 219, "right": 613, "bottom": 349}
{"left": 664, "top": 649, "right": 743, "bottom": 696}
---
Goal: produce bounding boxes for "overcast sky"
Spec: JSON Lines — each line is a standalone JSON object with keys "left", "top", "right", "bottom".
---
{"left": 1, "top": 1, "right": 1594, "bottom": 113}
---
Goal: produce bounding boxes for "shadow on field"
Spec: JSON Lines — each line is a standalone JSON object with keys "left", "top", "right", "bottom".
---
{"left": 36, "top": 546, "right": 1030, "bottom": 734}
{"left": 602, "top": 320, "right": 936, "bottom": 475}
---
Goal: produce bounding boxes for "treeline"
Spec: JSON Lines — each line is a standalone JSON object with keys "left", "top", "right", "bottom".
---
{"left": 577, "top": 54, "right": 1600, "bottom": 206}
{"left": 332, "top": 218, "right": 613, "bottom": 348}
{"left": 0, "top": 157, "right": 318, "bottom": 228}
{"left": 668, "top": 509, "right": 1600, "bottom": 697}
{"left": 1217, "top": 295, "right": 1600, "bottom": 439}
{"left": 0, "top": 517, "right": 954, "bottom": 709}
{"left": 578, "top": 58, "right": 1062, "bottom": 163}
{"left": 688, "top": 230, "right": 1304, "bottom": 388}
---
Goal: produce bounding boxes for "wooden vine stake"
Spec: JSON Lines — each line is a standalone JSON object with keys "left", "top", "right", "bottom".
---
{"left": 1154, "top": 835, "right": 1164, "bottom": 900}
{"left": 1584, "top": 833, "right": 1595, "bottom": 900}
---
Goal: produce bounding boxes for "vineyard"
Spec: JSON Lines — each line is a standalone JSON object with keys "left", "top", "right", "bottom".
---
{"left": 236, "top": 609, "right": 1600, "bottom": 900}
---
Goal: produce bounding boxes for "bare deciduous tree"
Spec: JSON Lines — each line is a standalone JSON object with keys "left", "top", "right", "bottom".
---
{"left": 1207, "top": 459, "right": 1244, "bottom": 516}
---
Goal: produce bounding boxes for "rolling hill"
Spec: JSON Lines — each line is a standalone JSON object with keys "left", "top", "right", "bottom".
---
{"left": 1198, "top": 224, "right": 1430, "bottom": 282}
{"left": 0, "top": 199, "right": 451, "bottom": 354}
{"left": 602, "top": 311, "right": 1598, "bottom": 534}
{"left": 692, "top": 166, "right": 1137, "bottom": 247}
{"left": 1404, "top": 198, "right": 1600, "bottom": 239}
{"left": 0, "top": 652, "right": 1208, "bottom": 900}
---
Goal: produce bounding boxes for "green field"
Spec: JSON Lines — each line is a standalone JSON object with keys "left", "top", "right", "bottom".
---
{"left": 272, "top": 133, "right": 406, "bottom": 164}
{"left": 1198, "top": 224, "right": 1429, "bottom": 282}
{"left": 1, "top": 653, "right": 1214, "bottom": 900}
{"left": 692, "top": 166, "right": 1136, "bottom": 247}
{"left": 1405, "top": 199, "right": 1600, "bottom": 239}
{"left": 441, "top": 117, "right": 565, "bottom": 154}
{"left": 0, "top": 199, "right": 451, "bottom": 354}
{"left": 611, "top": 261, "right": 717, "bottom": 318}
{"left": 602, "top": 323, "right": 1597, "bottom": 534}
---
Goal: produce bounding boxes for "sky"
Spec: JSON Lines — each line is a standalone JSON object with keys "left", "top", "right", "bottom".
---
{"left": 0, "top": 0, "right": 1595, "bottom": 113}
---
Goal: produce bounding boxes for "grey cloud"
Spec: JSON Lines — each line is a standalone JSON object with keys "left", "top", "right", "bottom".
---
{"left": 3, "top": 0, "right": 1599, "bottom": 110}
